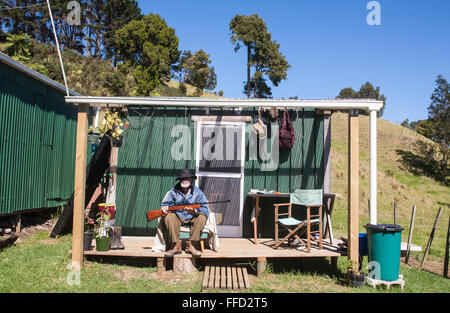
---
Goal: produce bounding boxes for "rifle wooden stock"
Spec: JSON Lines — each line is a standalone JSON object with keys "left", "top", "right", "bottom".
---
{"left": 146, "top": 204, "right": 201, "bottom": 222}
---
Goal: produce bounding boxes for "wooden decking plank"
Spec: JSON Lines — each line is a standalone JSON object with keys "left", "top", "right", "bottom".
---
{"left": 83, "top": 237, "right": 343, "bottom": 259}
{"left": 220, "top": 263, "right": 226, "bottom": 289}
{"left": 202, "top": 265, "right": 210, "bottom": 291}
{"left": 226, "top": 263, "right": 232, "bottom": 290}
{"left": 231, "top": 265, "right": 238, "bottom": 290}
{"left": 203, "top": 262, "right": 250, "bottom": 291}
{"left": 208, "top": 264, "right": 215, "bottom": 290}
{"left": 236, "top": 265, "right": 245, "bottom": 289}
{"left": 242, "top": 266, "right": 251, "bottom": 289}
{"left": 214, "top": 264, "right": 220, "bottom": 289}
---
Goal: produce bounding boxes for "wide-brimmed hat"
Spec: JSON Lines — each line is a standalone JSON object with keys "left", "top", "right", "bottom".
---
{"left": 176, "top": 168, "right": 197, "bottom": 180}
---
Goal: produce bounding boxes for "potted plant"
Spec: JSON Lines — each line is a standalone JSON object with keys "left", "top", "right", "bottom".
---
{"left": 95, "top": 110, "right": 129, "bottom": 147}
{"left": 347, "top": 260, "right": 365, "bottom": 287}
{"left": 83, "top": 213, "right": 95, "bottom": 251}
{"left": 94, "top": 210, "right": 112, "bottom": 251}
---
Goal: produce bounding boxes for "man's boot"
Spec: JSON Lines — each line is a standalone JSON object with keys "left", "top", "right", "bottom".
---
{"left": 186, "top": 240, "right": 202, "bottom": 257}
{"left": 165, "top": 240, "right": 182, "bottom": 257}
{"left": 110, "top": 226, "right": 125, "bottom": 250}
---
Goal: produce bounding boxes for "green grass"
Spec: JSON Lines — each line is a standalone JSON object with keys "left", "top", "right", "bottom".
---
{"left": 0, "top": 231, "right": 201, "bottom": 293}
{"left": 330, "top": 112, "right": 450, "bottom": 263}
{"left": 1, "top": 231, "right": 449, "bottom": 293}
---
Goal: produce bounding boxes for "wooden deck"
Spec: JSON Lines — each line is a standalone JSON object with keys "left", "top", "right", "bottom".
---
{"left": 83, "top": 236, "right": 344, "bottom": 259}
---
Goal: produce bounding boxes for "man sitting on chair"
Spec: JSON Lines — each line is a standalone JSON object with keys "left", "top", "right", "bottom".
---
{"left": 161, "top": 168, "right": 209, "bottom": 257}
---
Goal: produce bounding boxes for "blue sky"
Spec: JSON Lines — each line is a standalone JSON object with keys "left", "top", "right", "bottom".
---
{"left": 138, "top": 0, "right": 450, "bottom": 124}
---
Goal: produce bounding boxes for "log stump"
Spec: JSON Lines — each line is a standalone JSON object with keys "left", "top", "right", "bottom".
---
{"left": 173, "top": 256, "right": 198, "bottom": 274}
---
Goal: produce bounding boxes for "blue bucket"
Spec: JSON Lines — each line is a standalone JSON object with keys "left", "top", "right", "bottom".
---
{"left": 359, "top": 233, "right": 368, "bottom": 256}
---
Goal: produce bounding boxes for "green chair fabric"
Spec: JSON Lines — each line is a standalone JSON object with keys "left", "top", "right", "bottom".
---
{"left": 278, "top": 217, "right": 302, "bottom": 226}
{"left": 179, "top": 230, "right": 209, "bottom": 240}
{"left": 291, "top": 189, "right": 323, "bottom": 206}
{"left": 279, "top": 217, "right": 320, "bottom": 226}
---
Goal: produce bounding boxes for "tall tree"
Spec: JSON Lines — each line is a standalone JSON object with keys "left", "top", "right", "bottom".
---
{"left": 428, "top": 74, "right": 449, "bottom": 185}
{"left": 103, "top": 0, "right": 142, "bottom": 64}
{"left": 336, "top": 87, "right": 356, "bottom": 99}
{"left": 83, "top": 0, "right": 108, "bottom": 57}
{"left": 114, "top": 13, "right": 180, "bottom": 95}
{"left": 0, "top": 0, "right": 52, "bottom": 42}
{"left": 229, "top": 14, "right": 289, "bottom": 98}
{"left": 178, "top": 49, "right": 217, "bottom": 96}
{"left": 336, "top": 82, "right": 387, "bottom": 117}
{"left": 0, "top": 0, "right": 143, "bottom": 58}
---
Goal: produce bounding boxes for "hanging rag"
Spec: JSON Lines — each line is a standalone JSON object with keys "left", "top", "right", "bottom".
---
{"left": 251, "top": 107, "right": 267, "bottom": 139}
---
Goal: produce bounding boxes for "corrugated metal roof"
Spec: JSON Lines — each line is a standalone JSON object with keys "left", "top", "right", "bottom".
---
{"left": 64, "top": 96, "right": 384, "bottom": 111}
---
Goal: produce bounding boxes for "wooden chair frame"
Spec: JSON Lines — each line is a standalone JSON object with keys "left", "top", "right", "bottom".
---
{"left": 274, "top": 202, "right": 323, "bottom": 252}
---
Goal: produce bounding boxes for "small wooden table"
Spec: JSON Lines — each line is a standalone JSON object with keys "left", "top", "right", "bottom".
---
{"left": 247, "top": 192, "right": 339, "bottom": 245}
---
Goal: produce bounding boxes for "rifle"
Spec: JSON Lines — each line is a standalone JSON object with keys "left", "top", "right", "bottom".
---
{"left": 146, "top": 200, "right": 231, "bottom": 222}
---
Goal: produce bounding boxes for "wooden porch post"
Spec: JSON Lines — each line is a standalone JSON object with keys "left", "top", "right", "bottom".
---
{"left": 348, "top": 110, "right": 359, "bottom": 266}
{"left": 72, "top": 103, "right": 89, "bottom": 269}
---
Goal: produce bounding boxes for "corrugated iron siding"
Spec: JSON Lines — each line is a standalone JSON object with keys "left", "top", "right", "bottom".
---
{"left": 0, "top": 61, "right": 78, "bottom": 216}
{"left": 115, "top": 107, "right": 324, "bottom": 237}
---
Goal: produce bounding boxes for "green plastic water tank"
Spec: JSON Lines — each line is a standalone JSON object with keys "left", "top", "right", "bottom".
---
{"left": 365, "top": 224, "right": 403, "bottom": 281}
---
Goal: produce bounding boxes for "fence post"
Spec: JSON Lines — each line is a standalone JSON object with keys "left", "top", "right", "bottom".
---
{"left": 421, "top": 207, "right": 443, "bottom": 268}
{"left": 444, "top": 215, "right": 449, "bottom": 278}
{"left": 405, "top": 205, "right": 417, "bottom": 265}
{"left": 393, "top": 202, "right": 397, "bottom": 225}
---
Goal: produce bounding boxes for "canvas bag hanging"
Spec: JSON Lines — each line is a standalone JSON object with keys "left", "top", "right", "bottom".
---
{"left": 279, "top": 109, "right": 296, "bottom": 149}
{"left": 252, "top": 107, "right": 267, "bottom": 138}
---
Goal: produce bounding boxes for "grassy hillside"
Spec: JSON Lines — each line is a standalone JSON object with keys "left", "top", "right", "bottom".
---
{"left": 330, "top": 112, "right": 449, "bottom": 262}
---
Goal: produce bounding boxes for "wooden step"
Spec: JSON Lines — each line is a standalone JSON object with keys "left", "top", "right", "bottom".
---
{"left": 202, "top": 262, "right": 250, "bottom": 291}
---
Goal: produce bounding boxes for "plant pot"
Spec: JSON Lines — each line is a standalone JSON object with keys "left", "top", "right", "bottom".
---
{"left": 112, "top": 135, "right": 123, "bottom": 147}
{"left": 95, "top": 237, "right": 111, "bottom": 252}
{"left": 348, "top": 271, "right": 365, "bottom": 287}
{"left": 83, "top": 232, "right": 94, "bottom": 251}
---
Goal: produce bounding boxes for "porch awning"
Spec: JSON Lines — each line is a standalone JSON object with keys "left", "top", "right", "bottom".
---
{"left": 64, "top": 96, "right": 384, "bottom": 112}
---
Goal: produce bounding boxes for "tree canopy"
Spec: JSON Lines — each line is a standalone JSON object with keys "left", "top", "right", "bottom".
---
{"left": 229, "top": 14, "right": 289, "bottom": 98}
{"left": 114, "top": 13, "right": 180, "bottom": 95}
{"left": 336, "top": 82, "right": 387, "bottom": 117}
{"left": 428, "top": 75, "right": 449, "bottom": 145}
{"left": 178, "top": 49, "right": 217, "bottom": 96}
{"left": 0, "top": 0, "right": 142, "bottom": 57}
{"left": 428, "top": 75, "right": 449, "bottom": 185}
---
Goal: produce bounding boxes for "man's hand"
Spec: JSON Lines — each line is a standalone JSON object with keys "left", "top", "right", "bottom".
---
{"left": 184, "top": 207, "right": 197, "bottom": 214}
{"left": 161, "top": 206, "right": 169, "bottom": 214}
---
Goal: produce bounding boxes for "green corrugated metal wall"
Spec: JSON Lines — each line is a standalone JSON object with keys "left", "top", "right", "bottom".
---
{"left": 115, "top": 107, "right": 324, "bottom": 238}
{"left": 0, "top": 61, "right": 78, "bottom": 216}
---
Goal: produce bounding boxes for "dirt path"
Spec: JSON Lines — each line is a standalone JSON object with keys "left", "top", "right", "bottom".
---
{"left": 0, "top": 210, "right": 57, "bottom": 247}
{"left": 402, "top": 257, "right": 447, "bottom": 277}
